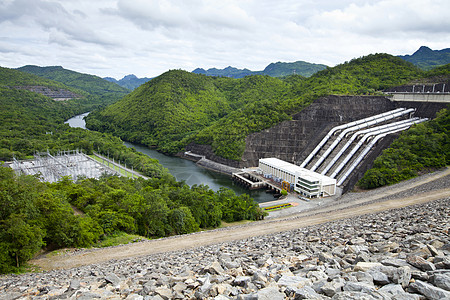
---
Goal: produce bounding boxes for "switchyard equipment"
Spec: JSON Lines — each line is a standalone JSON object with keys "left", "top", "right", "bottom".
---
{"left": 11, "top": 149, "right": 118, "bottom": 183}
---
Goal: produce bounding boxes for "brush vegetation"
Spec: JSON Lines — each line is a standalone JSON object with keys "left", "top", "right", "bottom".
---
{"left": 87, "top": 54, "right": 425, "bottom": 160}
{"left": 0, "top": 66, "right": 266, "bottom": 274}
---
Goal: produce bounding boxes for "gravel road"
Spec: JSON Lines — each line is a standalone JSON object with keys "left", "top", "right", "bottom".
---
{"left": 31, "top": 167, "right": 450, "bottom": 271}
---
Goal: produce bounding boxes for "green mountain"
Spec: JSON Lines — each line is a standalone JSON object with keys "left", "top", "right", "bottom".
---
{"left": 17, "top": 65, "right": 129, "bottom": 98}
{"left": 261, "top": 61, "right": 328, "bottom": 77}
{"left": 0, "top": 66, "right": 141, "bottom": 161}
{"left": 0, "top": 66, "right": 264, "bottom": 273}
{"left": 398, "top": 46, "right": 450, "bottom": 70}
{"left": 104, "top": 74, "right": 153, "bottom": 90}
{"left": 0, "top": 66, "right": 81, "bottom": 94}
{"left": 192, "top": 60, "right": 327, "bottom": 78}
{"left": 87, "top": 54, "right": 424, "bottom": 160}
{"left": 192, "top": 66, "right": 254, "bottom": 78}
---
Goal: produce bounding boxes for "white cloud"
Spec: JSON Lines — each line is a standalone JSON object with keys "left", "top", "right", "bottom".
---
{"left": 0, "top": 0, "right": 449, "bottom": 79}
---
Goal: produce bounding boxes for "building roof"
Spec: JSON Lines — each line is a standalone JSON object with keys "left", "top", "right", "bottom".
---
{"left": 259, "top": 157, "right": 336, "bottom": 185}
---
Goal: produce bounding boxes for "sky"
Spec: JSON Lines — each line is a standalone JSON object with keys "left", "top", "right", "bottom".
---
{"left": 0, "top": 0, "right": 449, "bottom": 79}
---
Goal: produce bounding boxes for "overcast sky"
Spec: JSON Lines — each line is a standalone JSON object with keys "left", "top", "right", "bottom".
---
{"left": 1, "top": 0, "right": 449, "bottom": 79}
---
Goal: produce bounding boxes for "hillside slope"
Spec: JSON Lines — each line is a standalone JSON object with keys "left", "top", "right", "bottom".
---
{"left": 86, "top": 71, "right": 294, "bottom": 154}
{"left": 18, "top": 65, "right": 129, "bottom": 97}
{"left": 87, "top": 54, "right": 424, "bottom": 160}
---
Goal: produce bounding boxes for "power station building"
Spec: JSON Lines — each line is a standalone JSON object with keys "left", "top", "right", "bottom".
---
{"left": 258, "top": 157, "right": 336, "bottom": 198}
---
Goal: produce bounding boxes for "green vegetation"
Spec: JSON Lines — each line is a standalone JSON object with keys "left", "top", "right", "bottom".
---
{"left": 263, "top": 203, "right": 292, "bottom": 211}
{"left": 0, "top": 65, "right": 266, "bottom": 273}
{"left": 94, "top": 232, "right": 146, "bottom": 248}
{"left": 0, "top": 167, "right": 265, "bottom": 273}
{"left": 87, "top": 54, "right": 425, "bottom": 160}
{"left": 0, "top": 66, "right": 81, "bottom": 93}
{"left": 398, "top": 46, "right": 450, "bottom": 71}
{"left": 17, "top": 65, "right": 129, "bottom": 96}
{"left": 17, "top": 65, "right": 130, "bottom": 109}
{"left": 262, "top": 61, "right": 328, "bottom": 77}
{"left": 358, "top": 107, "right": 449, "bottom": 189}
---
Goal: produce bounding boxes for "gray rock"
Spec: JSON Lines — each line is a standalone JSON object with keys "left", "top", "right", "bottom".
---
{"left": 354, "top": 262, "right": 383, "bottom": 272}
{"left": 379, "top": 266, "right": 411, "bottom": 288}
{"left": 277, "top": 275, "right": 311, "bottom": 289}
{"left": 257, "top": 286, "right": 284, "bottom": 300}
{"left": 431, "top": 273, "right": 450, "bottom": 291}
{"left": 321, "top": 278, "right": 345, "bottom": 297}
{"left": 105, "top": 273, "right": 121, "bottom": 287}
{"left": 0, "top": 292, "right": 22, "bottom": 300}
{"left": 233, "top": 276, "right": 252, "bottom": 287}
{"left": 343, "top": 281, "right": 376, "bottom": 294}
{"left": 367, "top": 269, "right": 389, "bottom": 285}
{"left": 354, "top": 271, "right": 374, "bottom": 284}
{"left": 202, "top": 261, "right": 225, "bottom": 275}
{"left": 434, "top": 256, "right": 450, "bottom": 269}
{"left": 236, "top": 294, "right": 258, "bottom": 300}
{"left": 391, "top": 293, "right": 421, "bottom": 300}
{"left": 214, "top": 295, "right": 231, "bottom": 300}
{"left": 77, "top": 291, "right": 102, "bottom": 299}
{"left": 294, "top": 285, "right": 324, "bottom": 299}
{"left": 126, "top": 294, "right": 144, "bottom": 300}
{"left": 331, "top": 291, "right": 378, "bottom": 299}
{"left": 409, "top": 279, "right": 450, "bottom": 300}
{"left": 378, "top": 283, "right": 407, "bottom": 296}
{"left": 381, "top": 258, "right": 409, "bottom": 268}
{"left": 406, "top": 255, "right": 436, "bottom": 271}
{"left": 69, "top": 278, "right": 81, "bottom": 290}
{"left": 154, "top": 287, "right": 172, "bottom": 300}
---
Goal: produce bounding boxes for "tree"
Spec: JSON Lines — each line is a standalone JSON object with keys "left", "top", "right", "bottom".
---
{"left": 0, "top": 214, "right": 44, "bottom": 269}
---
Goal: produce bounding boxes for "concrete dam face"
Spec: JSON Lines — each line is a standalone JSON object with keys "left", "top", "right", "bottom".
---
{"left": 186, "top": 95, "right": 446, "bottom": 190}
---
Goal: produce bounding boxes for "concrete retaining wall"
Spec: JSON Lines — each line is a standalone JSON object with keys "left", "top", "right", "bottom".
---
{"left": 389, "top": 93, "right": 450, "bottom": 103}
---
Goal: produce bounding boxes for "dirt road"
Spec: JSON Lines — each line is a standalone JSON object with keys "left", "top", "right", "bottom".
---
{"left": 32, "top": 168, "right": 450, "bottom": 271}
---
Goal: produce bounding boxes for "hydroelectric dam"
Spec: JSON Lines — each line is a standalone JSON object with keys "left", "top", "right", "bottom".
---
{"left": 187, "top": 88, "right": 449, "bottom": 193}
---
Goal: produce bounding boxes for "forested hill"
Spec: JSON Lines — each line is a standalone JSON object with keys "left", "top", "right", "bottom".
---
{"left": 0, "top": 66, "right": 265, "bottom": 274}
{"left": 86, "top": 54, "right": 426, "bottom": 160}
{"left": 192, "top": 60, "right": 327, "bottom": 78}
{"left": 17, "top": 65, "right": 129, "bottom": 97}
{"left": 0, "top": 66, "right": 81, "bottom": 94}
{"left": 398, "top": 46, "right": 450, "bottom": 70}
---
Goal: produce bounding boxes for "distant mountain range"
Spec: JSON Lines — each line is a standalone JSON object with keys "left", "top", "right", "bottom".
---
{"left": 193, "top": 60, "right": 328, "bottom": 78}
{"left": 104, "top": 46, "right": 449, "bottom": 89}
{"left": 104, "top": 74, "right": 153, "bottom": 91}
{"left": 398, "top": 46, "right": 450, "bottom": 70}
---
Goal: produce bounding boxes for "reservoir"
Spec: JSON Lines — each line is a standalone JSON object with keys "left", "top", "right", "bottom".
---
{"left": 65, "top": 113, "right": 273, "bottom": 203}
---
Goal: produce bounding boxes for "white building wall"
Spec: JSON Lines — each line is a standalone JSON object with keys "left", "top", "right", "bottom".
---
{"left": 259, "top": 158, "right": 336, "bottom": 198}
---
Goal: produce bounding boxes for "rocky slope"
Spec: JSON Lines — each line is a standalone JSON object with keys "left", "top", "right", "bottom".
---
{"left": 1, "top": 194, "right": 449, "bottom": 299}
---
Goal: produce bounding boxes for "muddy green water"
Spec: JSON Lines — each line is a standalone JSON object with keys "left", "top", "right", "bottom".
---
{"left": 65, "top": 113, "right": 273, "bottom": 203}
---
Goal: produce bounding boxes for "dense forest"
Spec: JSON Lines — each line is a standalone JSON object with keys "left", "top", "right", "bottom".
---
{"left": 17, "top": 65, "right": 130, "bottom": 109}
{"left": 87, "top": 54, "right": 426, "bottom": 160}
{"left": 0, "top": 166, "right": 264, "bottom": 273}
{"left": 0, "top": 66, "right": 266, "bottom": 273}
{"left": 358, "top": 106, "right": 449, "bottom": 189}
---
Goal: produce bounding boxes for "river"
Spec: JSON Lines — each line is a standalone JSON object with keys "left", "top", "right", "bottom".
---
{"left": 65, "top": 113, "right": 273, "bottom": 203}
